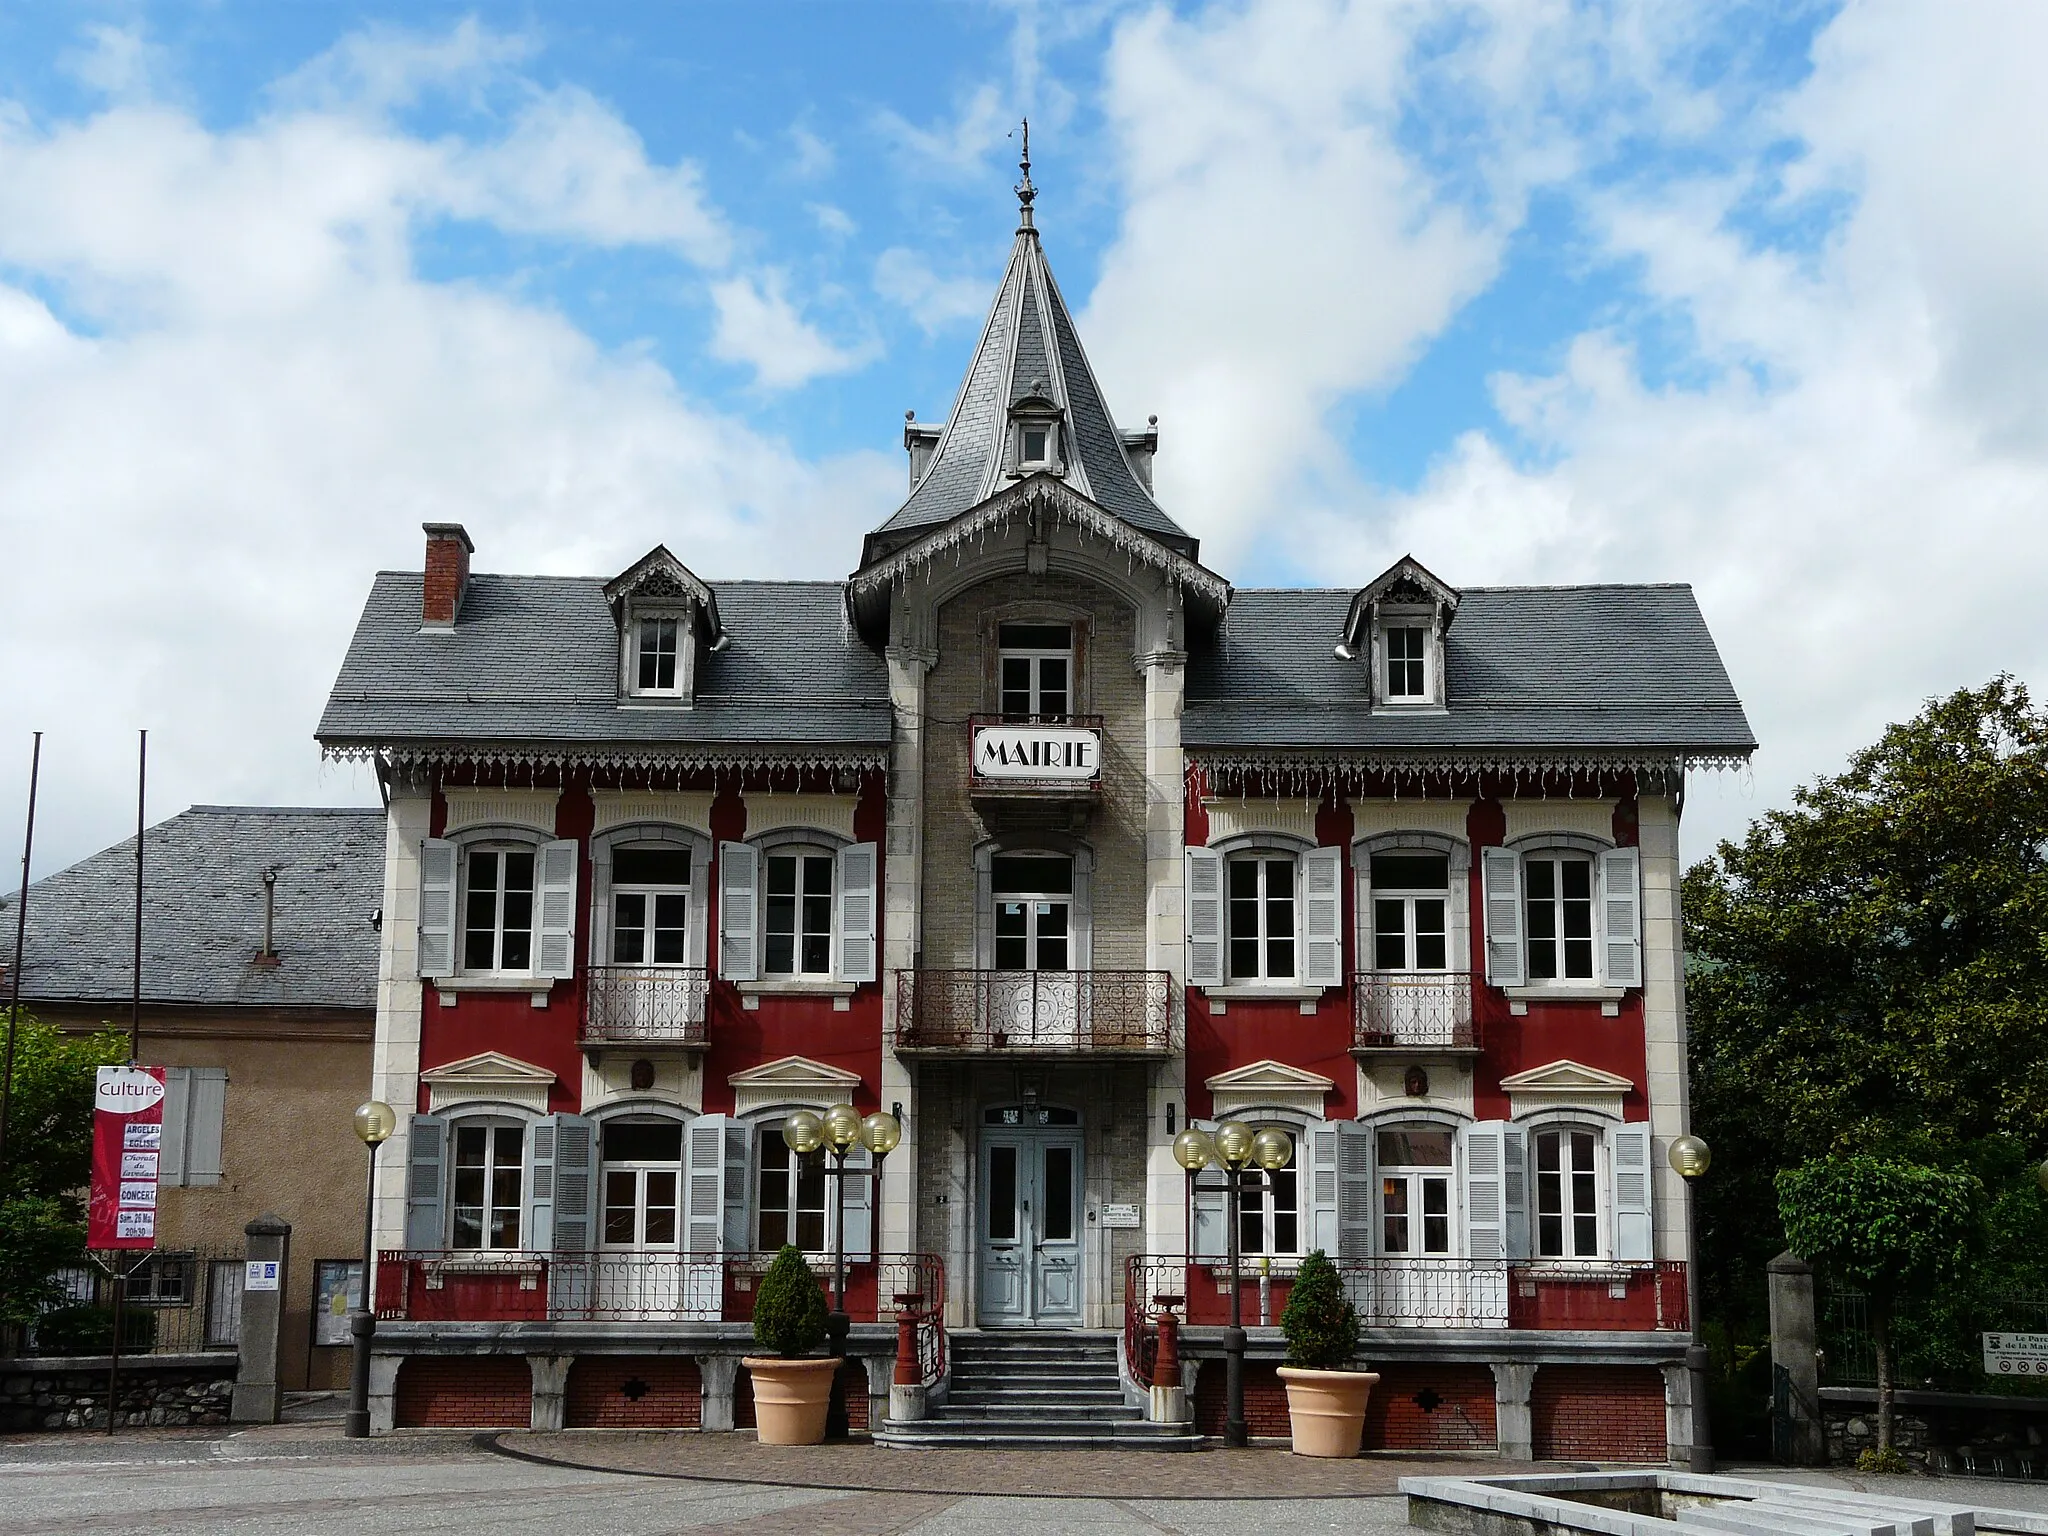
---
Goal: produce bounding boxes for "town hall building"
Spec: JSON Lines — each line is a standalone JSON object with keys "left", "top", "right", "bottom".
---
{"left": 318, "top": 157, "right": 1753, "bottom": 1456}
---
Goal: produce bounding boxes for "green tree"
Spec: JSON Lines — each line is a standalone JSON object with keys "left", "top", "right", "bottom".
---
{"left": 1777, "top": 1156, "right": 1982, "bottom": 1458}
{"left": 1280, "top": 1250, "right": 1360, "bottom": 1370}
{"left": 0, "top": 1013, "right": 128, "bottom": 1325}
{"left": 750, "top": 1244, "right": 829, "bottom": 1357}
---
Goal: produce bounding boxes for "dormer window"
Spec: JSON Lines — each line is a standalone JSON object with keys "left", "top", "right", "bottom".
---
{"left": 1385, "top": 625, "right": 1427, "bottom": 699}
{"left": 604, "top": 544, "right": 725, "bottom": 708}
{"left": 1016, "top": 420, "right": 1058, "bottom": 471}
{"left": 1338, "top": 556, "right": 1461, "bottom": 712}
{"left": 633, "top": 615, "right": 682, "bottom": 694}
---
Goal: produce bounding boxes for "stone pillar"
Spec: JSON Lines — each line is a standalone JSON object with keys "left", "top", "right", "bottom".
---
{"left": 861, "top": 1353, "right": 894, "bottom": 1432}
{"left": 1491, "top": 1362, "right": 1536, "bottom": 1460}
{"left": 368, "top": 1355, "right": 401, "bottom": 1434}
{"left": 699, "top": 1354, "right": 740, "bottom": 1432}
{"left": 879, "top": 644, "right": 933, "bottom": 1262}
{"left": 1769, "top": 1250, "right": 1825, "bottom": 1465}
{"left": 529, "top": 1355, "right": 573, "bottom": 1432}
{"left": 230, "top": 1214, "right": 291, "bottom": 1424}
{"left": 1662, "top": 1360, "right": 1697, "bottom": 1467}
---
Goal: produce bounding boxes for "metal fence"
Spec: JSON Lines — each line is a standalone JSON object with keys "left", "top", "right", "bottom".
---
{"left": 1353, "top": 971, "right": 1479, "bottom": 1050}
{"left": 15, "top": 1248, "right": 245, "bottom": 1357}
{"left": 583, "top": 965, "right": 711, "bottom": 1046}
{"left": 1822, "top": 1286, "right": 2048, "bottom": 1395}
{"left": 894, "top": 969, "right": 1178, "bottom": 1056}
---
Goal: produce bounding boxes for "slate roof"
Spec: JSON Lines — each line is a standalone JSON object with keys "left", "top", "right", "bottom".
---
{"left": 1184, "top": 586, "right": 1756, "bottom": 757}
{"left": 318, "top": 574, "right": 892, "bottom": 757}
{"left": 864, "top": 221, "right": 1192, "bottom": 564}
{"left": 0, "top": 806, "right": 384, "bottom": 1009}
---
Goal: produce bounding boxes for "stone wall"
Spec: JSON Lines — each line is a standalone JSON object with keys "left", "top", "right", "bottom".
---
{"left": 0, "top": 1354, "right": 236, "bottom": 1431}
{"left": 1823, "top": 1386, "right": 2048, "bottom": 1474}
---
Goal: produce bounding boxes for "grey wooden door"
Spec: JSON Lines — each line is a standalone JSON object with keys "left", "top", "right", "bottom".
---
{"left": 978, "top": 1131, "right": 1084, "bottom": 1326}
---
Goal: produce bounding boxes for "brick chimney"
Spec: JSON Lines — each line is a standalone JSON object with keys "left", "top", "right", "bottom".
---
{"left": 421, "top": 523, "right": 474, "bottom": 630}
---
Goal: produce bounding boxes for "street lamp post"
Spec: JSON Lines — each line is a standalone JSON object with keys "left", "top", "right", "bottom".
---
{"left": 783, "top": 1103, "right": 900, "bottom": 1441}
{"left": 1172, "top": 1119, "right": 1294, "bottom": 1448}
{"left": 345, "top": 1099, "right": 396, "bottom": 1440}
{"left": 1669, "top": 1132, "right": 1713, "bottom": 1473}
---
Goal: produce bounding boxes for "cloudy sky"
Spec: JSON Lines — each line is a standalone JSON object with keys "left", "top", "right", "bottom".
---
{"left": 2, "top": 1, "right": 2043, "bottom": 880}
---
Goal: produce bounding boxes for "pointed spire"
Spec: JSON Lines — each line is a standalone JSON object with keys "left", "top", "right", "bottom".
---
{"left": 1015, "top": 117, "right": 1036, "bottom": 232}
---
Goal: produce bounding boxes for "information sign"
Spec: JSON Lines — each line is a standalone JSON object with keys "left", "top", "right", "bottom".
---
{"left": 244, "top": 1261, "right": 281, "bottom": 1292}
{"left": 1099, "top": 1203, "right": 1141, "bottom": 1228}
{"left": 1984, "top": 1332, "right": 2048, "bottom": 1376}
{"left": 88, "top": 1066, "right": 165, "bottom": 1250}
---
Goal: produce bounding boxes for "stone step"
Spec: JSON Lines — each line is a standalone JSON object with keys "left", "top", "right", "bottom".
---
{"left": 935, "top": 1402, "right": 1140, "bottom": 1422}
{"left": 1678, "top": 1508, "right": 1891, "bottom": 1536}
{"left": 877, "top": 1418, "right": 1194, "bottom": 1450}
{"left": 876, "top": 1428, "right": 1203, "bottom": 1452}
{"left": 946, "top": 1386, "right": 1128, "bottom": 1403}
{"left": 947, "top": 1368, "right": 1122, "bottom": 1385}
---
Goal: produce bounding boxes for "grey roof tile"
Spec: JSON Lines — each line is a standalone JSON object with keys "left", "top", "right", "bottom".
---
{"left": 0, "top": 806, "right": 384, "bottom": 1009}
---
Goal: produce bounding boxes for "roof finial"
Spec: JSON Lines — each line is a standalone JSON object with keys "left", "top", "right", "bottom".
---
{"left": 1015, "top": 116, "right": 1036, "bottom": 230}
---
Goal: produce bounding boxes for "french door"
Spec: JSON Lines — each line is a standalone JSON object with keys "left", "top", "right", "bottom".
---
{"left": 978, "top": 1130, "right": 1084, "bottom": 1326}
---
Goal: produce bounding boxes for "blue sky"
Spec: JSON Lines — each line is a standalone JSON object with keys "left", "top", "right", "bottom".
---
{"left": 2, "top": 1, "right": 2045, "bottom": 874}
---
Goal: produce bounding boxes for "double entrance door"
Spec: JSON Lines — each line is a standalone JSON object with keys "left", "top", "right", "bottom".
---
{"left": 979, "top": 1127, "right": 1083, "bottom": 1326}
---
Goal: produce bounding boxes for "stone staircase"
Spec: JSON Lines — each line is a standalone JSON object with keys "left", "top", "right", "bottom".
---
{"left": 874, "top": 1331, "right": 1199, "bottom": 1450}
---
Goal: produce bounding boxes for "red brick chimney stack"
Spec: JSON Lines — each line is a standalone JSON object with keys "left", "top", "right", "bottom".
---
{"left": 421, "top": 523, "right": 474, "bottom": 630}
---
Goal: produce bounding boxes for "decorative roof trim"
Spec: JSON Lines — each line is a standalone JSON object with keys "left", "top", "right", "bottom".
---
{"left": 1189, "top": 749, "right": 1748, "bottom": 799}
{"left": 851, "top": 477, "right": 1229, "bottom": 606}
{"left": 321, "top": 740, "right": 887, "bottom": 774}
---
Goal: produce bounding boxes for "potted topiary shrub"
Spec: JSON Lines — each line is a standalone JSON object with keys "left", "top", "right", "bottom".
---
{"left": 742, "top": 1244, "right": 839, "bottom": 1445}
{"left": 1276, "top": 1249, "right": 1378, "bottom": 1457}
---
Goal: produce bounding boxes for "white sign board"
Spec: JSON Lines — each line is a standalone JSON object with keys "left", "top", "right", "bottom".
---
{"left": 973, "top": 724, "right": 1100, "bottom": 782}
{"left": 1099, "top": 1203, "right": 1141, "bottom": 1228}
{"left": 1984, "top": 1332, "right": 2048, "bottom": 1377}
{"left": 245, "top": 1260, "right": 281, "bottom": 1293}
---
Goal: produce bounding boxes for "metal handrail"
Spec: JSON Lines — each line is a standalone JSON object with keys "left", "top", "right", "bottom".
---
{"left": 583, "top": 965, "right": 710, "bottom": 1045}
{"left": 894, "top": 968, "right": 1178, "bottom": 1055}
{"left": 1352, "top": 970, "right": 1478, "bottom": 1050}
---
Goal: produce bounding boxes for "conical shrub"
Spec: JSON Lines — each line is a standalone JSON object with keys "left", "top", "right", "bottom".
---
{"left": 751, "top": 1243, "right": 830, "bottom": 1358}
{"left": 1280, "top": 1249, "right": 1360, "bottom": 1370}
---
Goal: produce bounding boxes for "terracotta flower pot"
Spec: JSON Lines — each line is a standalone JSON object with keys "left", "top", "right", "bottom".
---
{"left": 743, "top": 1356, "right": 842, "bottom": 1445}
{"left": 1276, "top": 1366, "right": 1379, "bottom": 1457}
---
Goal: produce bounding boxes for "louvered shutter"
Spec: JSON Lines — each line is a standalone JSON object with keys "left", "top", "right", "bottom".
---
{"left": 1481, "top": 847, "right": 1524, "bottom": 987}
{"left": 835, "top": 841, "right": 878, "bottom": 983}
{"left": 524, "top": 1117, "right": 559, "bottom": 1250}
{"left": 1191, "top": 1167, "right": 1227, "bottom": 1259}
{"left": 1185, "top": 848, "right": 1224, "bottom": 987}
{"left": 1463, "top": 1121, "right": 1507, "bottom": 1260}
{"left": 1335, "top": 1120, "right": 1375, "bottom": 1259}
{"left": 404, "top": 1114, "right": 448, "bottom": 1249}
{"left": 1600, "top": 847, "right": 1642, "bottom": 988}
{"left": 158, "top": 1068, "right": 190, "bottom": 1185}
{"left": 186, "top": 1068, "right": 227, "bottom": 1184}
{"left": 685, "top": 1114, "right": 730, "bottom": 1255}
{"left": 841, "top": 1143, "right": 875, "bottom": 1262}
{"left": 1609, "top": 1123, "right": 1653, "bottom": 1261}
{"left": 1305, "top": 1122, "right": 1340, "bottom": 1253}
{"left": 1299, "top": 846, "right": 1344, "bottom": 988}
{"left": 722, "top": 1120, "right": 753, "bottom": 1253}
{"left": 718, "top": 841, "right": 759, "bottom": 981}
{"left": 1503, "top": 1124, "right": 1531, "bottom": 1260}
{"left": 535, "top": 840, "right": 578, "bottom": 979}
{"left": 417, "top": 839, "right": 458, "bottom": 978}
{"left": 550, "top": 1115, "right": 598, "bottom": 1255}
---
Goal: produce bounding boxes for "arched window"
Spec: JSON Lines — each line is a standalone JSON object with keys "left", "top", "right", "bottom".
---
{"left": 449, "top": 1117, "right": 526, "bottom": 1251}
{"left": 1236, "top": 1125, "right": 1302, "bottom": 1257}
{"left": 1375, "top": 1123, "right": 1455, "bottom": 1257}
{"left": 599, "top": 1118, "right": 684, "bottom": 1250}
{"left": 1533, "top": 1125, "right": 1603, "bottom": 1259}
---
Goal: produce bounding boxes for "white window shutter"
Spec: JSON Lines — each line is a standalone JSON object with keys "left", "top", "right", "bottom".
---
{"left": 417, "top": 838, "right": 458, "bottom": 978}
{"left": 1481, "top": 847, "right": 1524, "bottom": 987}
{"left": 841, "top": 1143, "right": 875, "bottom": 1262}
{"left": 718, "top": 841, "right": 759, "bottom": 982}
{"left": 404, "top": 1114, "right": 448, "bottom": 1250}
{"left": 1503, "top": 1124, "right": 1531, "bottom": 1260}
{"left": 536, "top": 840, "right": 579, "bottom": 979}
{"left": 1299, "top": 847, "right": 1344, "bottom": 988}
{"left": 722, "top": 1120, "right": 753, "bottom": 1252}
{"left": 550, "top": 1115, "right": 597, "bottom": 1254}
{"left": 186, "top": 1068, "right": 227, "bottom": 1185}
{"left": 1335, "top": 1120, "right": 1375, "bottom": 1259}
{"left": 685, "top": 1114, "right": 729, "bottom": 1255}
{"left": 1609, "top": 1123, "right": 1653, "bottom": 1261}
{"left": 1185, "top": 848, "right": 1224, "bottom": 987}
{"left": 1600, "top": 846, "right": 1642, "bottom": 988}
{"left": 1190, "top": 1167, "right": 1227, "bottom": 1259}
{"left": 524, "top": 1117, "right": 558, "bottom": 1250}
{"left": 835, "top": 841, "right": 878, "bottom": 983}
{"left": 1463, "top": 1121, "right": 1507, "bottom": 1260}
{"left": 1305, "top": 1122, "right": 1339, "bottom": 1253}
{"left": 158, "top": 1068, "right": 190, "bottom": 1186}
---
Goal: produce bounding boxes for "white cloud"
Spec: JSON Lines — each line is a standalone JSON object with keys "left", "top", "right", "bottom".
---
{"left": 708, "top": 270, "right": 871, "bottom": 389}
{"left": 788, "top": 122, "right": 834, "bottom": 180}
{"left": 272, "top": 16, "right": 536, "bottom": 115}
{"left": 875, "top": 82, "right": 1013, "bottom": 177}
{"left": 809, "top": 202, "right": 856, "bottom": 239}
{"left": 61, "top": 22, "right": 170, "bottom": 103}
{"left": 873, "top": 247, "right": 990, "bottom": 333}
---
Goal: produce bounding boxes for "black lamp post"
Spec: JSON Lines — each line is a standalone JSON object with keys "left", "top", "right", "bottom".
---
{"left": 782, "top": 1103, "right": 900, "bottom": 1441}
{"left": 1173, "top": 1119, "right": 1294, "bottom": 1448}
{"left": 345, "top": 1099, "right": 396, "bottom": 1439}
{"left": 1669, "top": 1132, "right": 1713, "bottom": 1472}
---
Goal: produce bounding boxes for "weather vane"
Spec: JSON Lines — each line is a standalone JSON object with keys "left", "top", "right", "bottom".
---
{"left": 1013, "top": 117, "right": 1036, "bottom": 227}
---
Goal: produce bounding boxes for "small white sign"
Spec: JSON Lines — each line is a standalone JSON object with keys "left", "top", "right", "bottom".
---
{"left": 120, "top": 1151, "right": 159, "bottom": 1179}
{"left": 245, "top": 1261, "right": 281, "bottom": 1293}
{"left": 117, "top": 1181, "right": 158, "bottom": 1208}
{"left": 973, "top": 724, "right": 1100, "bottom": 782}
{"left": 1100, "top": 1203, "right": 1141, "bottom": 1228}
{"left": 1984, "top": 1332, "right": 2048, "bottom": 1376}
{"left": 123, "top": 1123, "right": 162, "bottom": 1150}
{"left": 115, "top": 1210, "right": 155, "bottom": 1240}
{"left": 95, "top": 1067, "right": 165, "bottom": 1114}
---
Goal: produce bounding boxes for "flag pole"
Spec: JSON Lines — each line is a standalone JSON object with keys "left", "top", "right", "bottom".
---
{"left": 0, "top": 731, "right": 42, "bottom": 1181}
{"left": 130, "top": 731, "right": 145, "bottom": 1066}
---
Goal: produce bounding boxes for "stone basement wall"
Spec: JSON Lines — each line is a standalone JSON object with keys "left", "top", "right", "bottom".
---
{"left": 0, "top": 1355, "right": 236, "bottom": 1431}
{"left": 1823, "top": 1387, "right": 2048, "bottom": 1474}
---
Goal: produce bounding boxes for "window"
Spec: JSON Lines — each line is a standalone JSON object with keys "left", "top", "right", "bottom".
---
{"left": 756, "top": 1124, "right": 827, "bottom": 1252}
{"left": 764, "top": 849, "right": 834, "bottom": 976}
{"left": 157, "top": 1066, "right": 227, "bottom": 1187}
{"left": 1385, "top": 626, "right": 1426, "bottom": 698}
{"left": 1016, "top": 421, "right": 1057, "bottom": 469}
{"left": 1377, "top": 1127, "right": 1454, "bottom": 1256}
{"left": 451, "top": 1122, "right": 524, "bottom": 1250}
{"left": 1524, "top": 853, "right": 1595, "bottom": 981}
{"left": 610, "top": 847, "right": 691, "bottom": 965}
{"left": 1535, "top": 1128, "right": 1601, "bottom": 1258}
{"left": 601, "top": 1121, "right": 683, "bottom": 1249}
{"left": 126, "top": 1254, "right": 194, "bottom": 1304}
{"left": 1370, "top": 853, "right": 1449, "bottom": 972}
{"left": 1227, "top": 854, "right": 1296, "bottom": 982}
{"left": 998, "top": 622, "right": 1072, "bottom": 719}
{"left": 463, "top": 847, "right": 535, "bottom": 972}
{"left": 992, "top": 854, "right": 1072, "bottom": 971}
{"left": 632, "top": 614, "right": 682, "bottom": 694}
{"left": 1236, "top": 1130, "right": 1300, "bottom": 1256}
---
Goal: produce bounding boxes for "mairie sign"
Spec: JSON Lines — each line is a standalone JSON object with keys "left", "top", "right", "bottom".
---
{"left": 973, "top": 723, "right": 1100, "bottom": 782}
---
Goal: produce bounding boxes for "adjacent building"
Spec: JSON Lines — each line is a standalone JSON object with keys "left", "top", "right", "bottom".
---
{"left": 318, "top": 169, "right": 1754, "bottom": 1454}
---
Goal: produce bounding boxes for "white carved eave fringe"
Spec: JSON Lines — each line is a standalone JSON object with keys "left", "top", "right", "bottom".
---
{"left": 1187, "top": 749, "right": 1750, "bottom": 799}
{"left": 322, "top": 741, "right": 887, "bottom": 775}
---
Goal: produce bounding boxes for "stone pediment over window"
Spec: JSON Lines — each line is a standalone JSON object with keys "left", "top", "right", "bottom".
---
{"left": 729, "top": 1055, "right": 864, "bottom": 1117}
{"left": 420, "top": 1051, "right": 557, "bottom": 1115}
{"left": 604, "top": 545, "right": 728, "bottom": 704}
{"left": 1498, "top": 1059, "right": 1633, "bottom": 1119}
{"left": 1335, "top": 554, "right": 1461, "bottom": 711}
{"left": 1206, "top": 1059, "right": 1336, "bottom": 1119}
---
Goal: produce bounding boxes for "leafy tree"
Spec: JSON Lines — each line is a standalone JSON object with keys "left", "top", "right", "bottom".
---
{"left": 1280, "top": 1250, "right": 1360, "bottom": 1370}
{"left": 1777, "top": 1155, "right": 1982, "bottom": 1456}
{"left": 750, "top": 1244, "right": 828, "bottom": 1357}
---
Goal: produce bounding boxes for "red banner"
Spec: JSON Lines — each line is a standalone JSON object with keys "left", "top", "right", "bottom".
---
{"left": 88, "top": 1066, "right": 166, "bottom": 1250}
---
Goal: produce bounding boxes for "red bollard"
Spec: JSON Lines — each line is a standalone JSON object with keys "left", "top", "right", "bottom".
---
{"left": 893, "top": 1293, "right": 924, "bottom": 1386}
{"left": 1152, "top": 1294, "right": 1184, "bottom": 1390}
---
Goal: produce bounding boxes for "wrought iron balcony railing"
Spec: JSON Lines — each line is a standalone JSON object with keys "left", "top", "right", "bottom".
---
{"left": 895, "top": 968, "right": 1178, "bottom": 1056}
{"left": 583, "top": 965, "right": 710, "bottom": 1048}
{"left": 1352, "top": 970, "right": 1479, "bottom": 1052}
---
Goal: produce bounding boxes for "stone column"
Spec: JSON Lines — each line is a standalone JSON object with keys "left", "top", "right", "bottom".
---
{"left": 1769, "top": 1250, "right": 1824, "bottom": 1465}
{"left": 529, "top": 1355, "right": 573, "bottom": 1432}
{"left": 1141, "top": 648, "right": 1190, "bottom": 1259}
{"left": 372, "top": 784, "right": 433, "bottom": 1254}
{"left": 230, "top": 1214, "right": 291, "bottom": 1424}
{"left": 880, "top": 645, "right": 934, "bottom": 1261}
{"left": 699, "top": 1354, "right": 740, "bottom": 1432}
{"left": 1662, "top": 1359, "right": 1697, "bottom": 1467}
{"left": 367, "top": 1355, "right": 401, "bottom": 1434}
{"left": 1491, "top": 1361, "right": 1536, "bottom": 1460}
{"left": 861, "top": 1353, "right": 894, "bottom": 1432}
